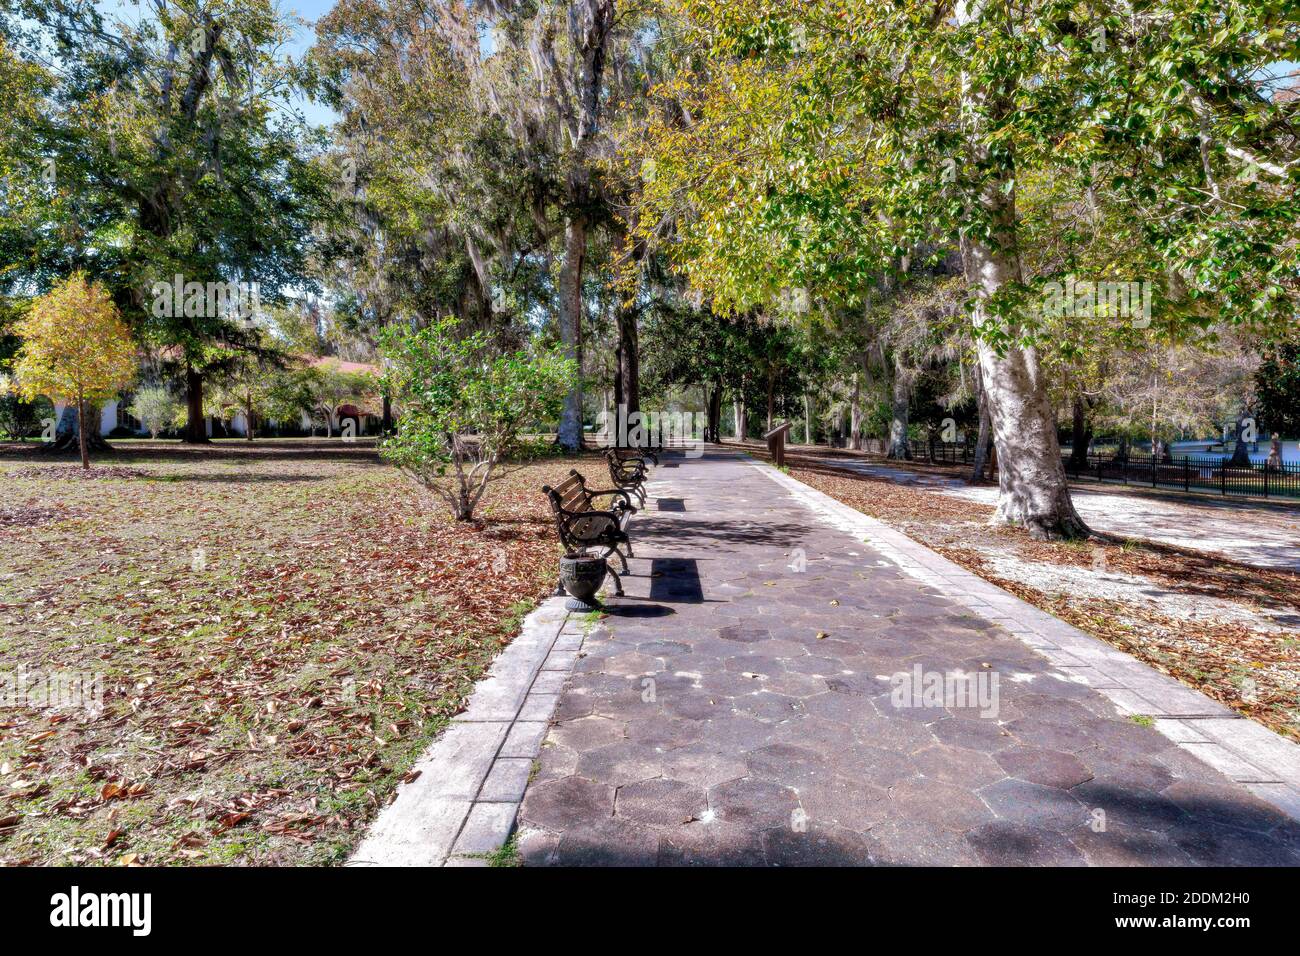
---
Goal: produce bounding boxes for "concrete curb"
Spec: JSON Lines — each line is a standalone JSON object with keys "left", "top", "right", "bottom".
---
{"left": 743, "top": 454, "right": 1300, "bottom": 822}
{"left": 348, "top": 596, "right": 591, "bottom": 866}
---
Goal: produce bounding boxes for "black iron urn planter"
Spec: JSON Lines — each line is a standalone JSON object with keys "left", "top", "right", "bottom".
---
{"left": 559, "top": 552, "right": 608, "bottom": 612}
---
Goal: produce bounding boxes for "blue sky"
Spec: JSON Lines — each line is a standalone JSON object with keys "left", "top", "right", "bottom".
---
{"left": 94, "top": 0, "right": 340, "bottom": 128}
{"left": 270, "top": 0, "right": 340, "bottom": 128}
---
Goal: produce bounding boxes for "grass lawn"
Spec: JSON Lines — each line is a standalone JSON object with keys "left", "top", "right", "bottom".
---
{"left": 0, "top": 438, "right": 602, "bottom": 865}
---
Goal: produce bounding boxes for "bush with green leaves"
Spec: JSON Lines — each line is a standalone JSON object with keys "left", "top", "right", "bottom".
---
{"left": 129, "top": 385, "right": 184, "bottom": 439}
{"left": 380, "top": 318, "right": 576, "bottom": 520}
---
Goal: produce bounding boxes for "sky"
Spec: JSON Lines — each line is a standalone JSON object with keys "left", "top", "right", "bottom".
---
{"left": 93, "top": 0, "right": 341, "bottom": 128}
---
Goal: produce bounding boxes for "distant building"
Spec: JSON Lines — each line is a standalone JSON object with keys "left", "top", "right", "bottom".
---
{"left": 67, "top": 356, "right": 384, "bottom": 438}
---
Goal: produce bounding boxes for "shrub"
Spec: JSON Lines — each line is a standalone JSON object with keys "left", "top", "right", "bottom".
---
{"left": 380, "top": 318, "right": 575, "bottom": 520}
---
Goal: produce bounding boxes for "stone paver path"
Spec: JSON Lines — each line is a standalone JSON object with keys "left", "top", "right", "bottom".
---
{"left": 517, "top": 449, "right": 1300, "bottom": 866}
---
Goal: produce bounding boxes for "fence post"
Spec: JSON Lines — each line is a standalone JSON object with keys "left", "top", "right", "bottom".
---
{"left": 1263, "top": 462, "right": 1269, "bottom": 499}
{"left": 1183, "top": 456, "right": 1189, "bottom": 492}
{"left": 1221, "top": 460, "right": 1226, "bottom": 496}
{"left": 1122, "top": 455, "right": 1128, "bottom": 485}
{"left": 1152, "top": 454, "right": 1157, "bottom": 488}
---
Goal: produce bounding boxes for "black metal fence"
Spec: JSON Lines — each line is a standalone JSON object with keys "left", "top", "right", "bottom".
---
{"left": 910, "top": 438, "right": 974, "bottom": 465}
{"left": 1063, "top": 450, "right": 1300, "bottom": 500}
{"left": 901, "top": 439, "right": 1300, "bottom": 501}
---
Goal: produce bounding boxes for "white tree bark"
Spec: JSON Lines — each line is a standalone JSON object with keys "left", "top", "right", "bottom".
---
{"left": 887, "top": 354, "right": 911, "bottom": 460}
{"left": 556, "top": 217, "right": 586, "bottom": 451}
{"left": 954, "top": 0, "right": 1088, "bottom": 540}
{"left": 963, "top": 190, "right": 1089, "bottom": 539}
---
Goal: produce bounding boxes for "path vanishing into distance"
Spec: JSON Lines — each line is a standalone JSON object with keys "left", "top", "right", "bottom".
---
{"left": 513, "top": 448, "right": 1300, "bottom": 866}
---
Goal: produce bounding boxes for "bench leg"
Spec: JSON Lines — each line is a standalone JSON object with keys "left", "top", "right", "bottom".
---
{"left": 603, "top": 544, "right": 629, "bottom": 574}
{"left": 605, "top": 566, "right": 624, "bottom": 597}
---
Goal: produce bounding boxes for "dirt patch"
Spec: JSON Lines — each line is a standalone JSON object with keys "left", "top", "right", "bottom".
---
{"left": 0, "top": 506, "right": 77, "bottom": 529}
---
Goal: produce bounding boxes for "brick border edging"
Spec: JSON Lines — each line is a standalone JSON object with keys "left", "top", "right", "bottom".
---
{"left": 742, "top": 453, "right": 1300, "bottom": 822}
{"left": 347, "top": 597, "right": 589, "bottom": 866}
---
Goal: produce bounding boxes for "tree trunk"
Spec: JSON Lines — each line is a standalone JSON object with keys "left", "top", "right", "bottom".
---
{"left": 1228, "top": 413, "right": 1254, "bottom": 467}
{"left": 183, "top": 365, "right": 208, "bottom": 444}
{"left": 849, "top": 375, "right": 863, "bottom": 450}
{"left": 382, "top": 394, "right": 393, "bottom": 433}
{"left": 733, "top": 399, "right": 747, "bottom": 441}
{"left": 765, "top": 375, "right": 775, "bottom": 433}
{"left": 887, "top": 355, "right": 911, "bottom": 459}
{"left": 971, "top": 367, "right": 993, "bottom": 482}
{"left": 46, "top": 404, "right": 111, "bottom": 455}
{"left": 556, "top": 216, "right": 586, "bottom": 453}
{"left": 706, "top": 384, "right": 722, "bottom": 443}
{"left": 804, "top": 393, "right": 813, "bottom": 445}
{"left": 958, "top": 5, "right": 1087, "bottom": 540}
{"left": 964, "top": 234, "right": 1087, "bottom": 537}
{"left": 1069, "top": 396, "right": 1091, "bottom": 471}
{"left": 76, "top": 397, "right": 90, "bottom": 469}
{"left": 615, "top": 301, "right": 640, "bottom": 417}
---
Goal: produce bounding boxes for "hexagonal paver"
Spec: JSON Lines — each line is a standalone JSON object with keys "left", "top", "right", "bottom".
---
{"left": 656, "top": 821, "right": 765, "bottom": 866}
{"left": 965, "top": 821, "right": 1087, "bottom": 866}
{"left": 1161, "top": 779, "right": 1291, "bottom": 834}
{"left": 1071, "top": 822, "right": 1193, "bottom": 866}
{"left": 746, "top": 744, "right": 832, "bottom": 784}
{"left": 550, "top": 715, "right": 627, "bottom": 752}
{"left": 863, "top": 819, "right": 982, "bottom": 866}
{"left": 575, "top": 742, "right": 666, "bottom": 787}
{"left": 708, "top": 777, "right": 800, "bottom": 829}
{"left": 995, "top": 746, "right": 1094, "bottom": 789}
{"left": 762, "top": 823, "right": 873, "bottom": 866}
{"left": 520, "top": 776, "right": 614, "bottom": 832}
{"left": 912, "top": 744, "right": 1006, "bottom": 788}
{"left": 615, "top": 778, "right": 707, "bottom": 827}
{"left": 661, "top": 743, "right": 749, "bottom": 789}
{"left": 797, "top": 775, "right": 890, "bottom": 831}
{"left": 931, "top": 715, "right": 1017, "bottom": 752}
{"left": 979, "top": 778, "right": 1089, "bottom": 830}
{"left": 732, "top": 691, "right": 803, "bottom": 722}
{"left": 890, "top": 778, "right": 998, "bottom": 831}
{"left": 717, "top": 624, "right": 771, "bottom": 643}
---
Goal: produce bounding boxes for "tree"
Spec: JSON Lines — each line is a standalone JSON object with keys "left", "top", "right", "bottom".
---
{"left": 303, "top": 364, "right": 374, "bottom": 439}
{"left": 1, "top": 1, "right": 336, "bottom": 443}
{"left": 380, "top": 317, "right": 576, "bottom": 520}
{"left": 263, "top": 367, "right": 320, "bottom": 435}
{"left": 15, "top": 274, "right": 136, "bottom": 468}
{"left": 1256, "top": 341, "right": 1300, "bottom": 439}
{"left": 633, "top": 0, "right": 1299, "bottom": 539}
{"left": 129, "top": 385, "right": 183, "bottom": 439}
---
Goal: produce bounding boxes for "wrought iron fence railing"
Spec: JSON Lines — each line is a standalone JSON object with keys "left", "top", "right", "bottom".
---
{"left": 898, "top": 439, "right": 1300, "bottom": 500}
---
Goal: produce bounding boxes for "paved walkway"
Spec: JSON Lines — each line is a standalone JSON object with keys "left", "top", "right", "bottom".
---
{"left": 516, "top": 449, "right": 1300, "bottom": 866}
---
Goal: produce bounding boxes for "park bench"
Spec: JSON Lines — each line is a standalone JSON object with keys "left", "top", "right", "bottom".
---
{"left": 542, "top": 470, "right": 636, "bottom": 596}
{"left": 604, "top": 447, "right": 656, "bottom": 506}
